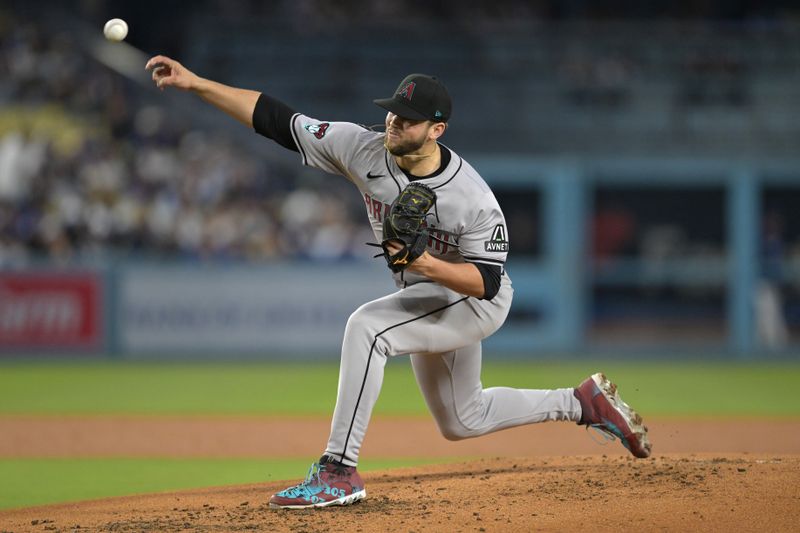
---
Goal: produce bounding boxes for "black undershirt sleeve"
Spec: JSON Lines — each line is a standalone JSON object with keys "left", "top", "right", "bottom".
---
{"left": 470, "top": 262, "right": 502, "bottom": 300}
{"left": 252, "top": 93, "right": 299, "bottom": 152}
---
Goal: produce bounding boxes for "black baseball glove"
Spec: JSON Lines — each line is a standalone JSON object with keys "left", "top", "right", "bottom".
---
{"left": 373, "top": 183, "right": 437, "bottom": 273}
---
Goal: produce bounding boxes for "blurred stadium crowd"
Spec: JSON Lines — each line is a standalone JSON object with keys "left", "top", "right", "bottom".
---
{"left": 0, "top": 10, "right": 371, "bottom": 265}
{"left": 1, "top": 0, "right": 798, "bottom": 267}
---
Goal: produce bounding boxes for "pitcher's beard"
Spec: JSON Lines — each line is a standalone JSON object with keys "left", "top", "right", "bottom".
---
{"left": 384, "top": 134, "right": 428, "bottom": 157}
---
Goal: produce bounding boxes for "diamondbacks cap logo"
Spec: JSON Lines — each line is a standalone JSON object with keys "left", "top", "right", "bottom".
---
{"left": 484, "top": 224, "right": 509, "bottom": 252}
{"left": 304, "top": 122, "right": 330, "bottom": 139}
{"left": 397, "top": 81, "right": 416, "bottom": 101}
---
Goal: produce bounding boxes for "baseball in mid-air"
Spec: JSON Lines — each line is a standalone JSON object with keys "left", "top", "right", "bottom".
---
{"left": 103, "top": 18, "right": 128, "bottom": 42}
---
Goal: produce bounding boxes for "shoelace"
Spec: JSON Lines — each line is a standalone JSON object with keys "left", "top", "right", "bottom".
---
{"left": 283, "top": 462, "right": 323, "bottom": 495}
{"left": 586, "top": 424, "right": 617, "bottom": 446}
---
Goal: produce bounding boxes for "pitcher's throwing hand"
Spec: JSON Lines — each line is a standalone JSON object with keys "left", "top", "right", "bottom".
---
{"left": 145, "top": 56, "right": 198, "bottom": 91}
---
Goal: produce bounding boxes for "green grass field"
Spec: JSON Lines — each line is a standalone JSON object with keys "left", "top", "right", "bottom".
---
{"left": 1, "top": 360, "right": 799, "bottom": 416}
{"left": 0, "top": 457, "right": 441, "bottom": 511}
{"left": 1, "top": 359, "right": 798, "bottom": 510}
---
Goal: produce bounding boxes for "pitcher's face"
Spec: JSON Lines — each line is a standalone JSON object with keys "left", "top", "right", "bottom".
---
{"left": 383, "top": 112, "right": 432, "bottom": 156}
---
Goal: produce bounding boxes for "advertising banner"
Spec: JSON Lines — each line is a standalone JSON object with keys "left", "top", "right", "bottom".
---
{"left": 118, "top": 263, "right": 394, "bottom": 356}
{"left": 0, "top": 272, "right": 103, "bottom": 349}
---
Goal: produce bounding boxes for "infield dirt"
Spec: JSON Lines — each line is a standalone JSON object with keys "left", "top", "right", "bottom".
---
{"left": 1, "top": 417, "right": 799, "bottom": 532}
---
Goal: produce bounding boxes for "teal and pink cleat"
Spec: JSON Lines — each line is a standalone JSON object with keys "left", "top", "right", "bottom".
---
{"left": 269, "top": 455, "right": 366, "bottom": 509}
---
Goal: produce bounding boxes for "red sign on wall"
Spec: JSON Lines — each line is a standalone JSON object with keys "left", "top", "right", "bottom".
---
{"left": 0, "top": 273, "right": 103, "bottom": 348}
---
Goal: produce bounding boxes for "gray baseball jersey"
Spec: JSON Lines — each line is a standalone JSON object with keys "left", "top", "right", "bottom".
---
{"left": 290, "top": 116, "right": 509, "bottom": 287}
{"left": 289, "top": 114, "right": 581, "bottom": 466}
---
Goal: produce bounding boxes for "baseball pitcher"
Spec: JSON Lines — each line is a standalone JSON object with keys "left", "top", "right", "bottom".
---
{"left": 146, "top": 56, "right": 651, "bottom": 509}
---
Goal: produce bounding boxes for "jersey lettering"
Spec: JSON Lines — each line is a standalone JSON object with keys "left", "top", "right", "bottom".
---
{"left": 429, "top": 229, "right": 456, "bottom": 255}
{"left": 363, "top": 192, "right": 392, "bottom": 222}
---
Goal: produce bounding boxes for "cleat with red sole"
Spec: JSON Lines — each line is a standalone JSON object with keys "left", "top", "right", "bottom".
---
{"left": 574, "top": 372, "right": 652, "bottom": 458}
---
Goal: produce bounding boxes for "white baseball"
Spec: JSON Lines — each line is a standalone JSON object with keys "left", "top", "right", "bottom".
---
{"left": 103, "top": 18, "right": 128, "bottom": 42}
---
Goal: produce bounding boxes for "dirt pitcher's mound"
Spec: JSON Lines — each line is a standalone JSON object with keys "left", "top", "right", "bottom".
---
{"left": 2, "top": 454, "right": 798, "bottom": 532}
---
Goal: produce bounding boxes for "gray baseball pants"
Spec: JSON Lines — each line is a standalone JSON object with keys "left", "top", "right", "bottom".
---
{"left": 325, "top": 277, "right": 582, "bottom": 466}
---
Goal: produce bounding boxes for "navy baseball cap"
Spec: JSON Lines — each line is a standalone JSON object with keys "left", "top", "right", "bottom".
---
{"left": 374, "top": 74, "right": 452, "bottom": 123}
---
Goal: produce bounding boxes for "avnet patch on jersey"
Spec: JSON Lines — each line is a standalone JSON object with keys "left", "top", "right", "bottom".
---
{"left": 304, "top": 122, "right": 330, "bottom": 139}
{"left": 485, "top": 224, "right": 509, "bottom": 252}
